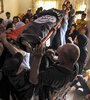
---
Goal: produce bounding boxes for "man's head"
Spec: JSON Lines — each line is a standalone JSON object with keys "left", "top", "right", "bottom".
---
{"left": 27, "top": 8, "right": 32, "bottom": 15}
{"left": 0, "top": 18, "right": 5, "bottom": 32}
{"left": 13, "top": 16, "right": 19, "bottom": 24}
{"left": 70, "top": 24, "right": 76, "bottom": 31}
{"left": 70, "top": 9, "right": 76, "bottom": 16}
{"left": 66, "top": 8, "right": 70, "bottom": 14}
{"left": 81, "top": 13, "right": 87, "bottom": 20}
{"left": 66, "top": 1, "right": 70, "bottom": 8}
{"left": 57, "top": 43, "right": 80, "bottom": 64}
{"left": 6, "top": 12, "right": 11, "bottom": 19}
{"left": 3, "top": 53, "right": 23, "bottom": 76}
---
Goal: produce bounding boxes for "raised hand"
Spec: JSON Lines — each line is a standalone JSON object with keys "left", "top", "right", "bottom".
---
{"left": 33, "top": 43, "right": 45, "bottom": 57}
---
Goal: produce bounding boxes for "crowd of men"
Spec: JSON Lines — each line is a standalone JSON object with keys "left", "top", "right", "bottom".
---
{"left": 0, "top": 0, "right": 90, "bottom": 100}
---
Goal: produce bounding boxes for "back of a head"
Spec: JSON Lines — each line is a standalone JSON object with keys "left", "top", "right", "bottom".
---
{"left": 70, "top": 9, "right": 76, "bottom": 16}
{"left": 60, "top": 43, "right": 80, "bottom": 64}
{"left": 3, "top": 53, "right": 23, "bottom": 76}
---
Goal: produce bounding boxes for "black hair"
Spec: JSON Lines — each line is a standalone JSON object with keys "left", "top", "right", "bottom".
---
{"left": 67, "top": 1, "right": 70, "bottom": 4}
{"left": 13, "top": 16, "right": 19, "bottom": 22}
{"left": 13, "top": 16, "right": 18, "bottom": 20}
{"left": 2, "top": 52, "right": 23, "bottom": 76}
{"left": 6, "top": 12, "right": 10, "bottom": 15}
{"left": 0, "top": 18, "right": 3, "bottom": 24}
{"left": 82, "top": 13, "right": 87, "bottom": 16}
{"left": 71, "top": 24, "right": 76, "bottom": 29}
{"left": 39, "top": 7, "right": 43, "bottom": 11}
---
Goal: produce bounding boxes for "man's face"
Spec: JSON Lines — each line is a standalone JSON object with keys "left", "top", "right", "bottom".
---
{"left": 13, "top": 18, "right": 18, "bottom": 24}
{"left": 6, "top": 14, "right": 10, "bottom": 19}
{"left": 71, "top": 26, "right": 75, "bottom": 31}
{"left": 71, "top": 12, "right": 75, "bottom": 17}
{"left": 66, "top": 9, "right": 70, "bottom": 14}
{"left": 81, "top": 15, "right": 86, "bottom": 20}
{"left": 27, "top": 10, "right": 31, "bottom": 15}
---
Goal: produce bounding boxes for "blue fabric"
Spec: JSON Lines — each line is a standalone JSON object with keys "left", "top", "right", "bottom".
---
{"left": 60, "top": 14, "right": 69, "bottom": 46}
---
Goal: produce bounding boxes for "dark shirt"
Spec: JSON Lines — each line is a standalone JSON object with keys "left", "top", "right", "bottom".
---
{"left": 0, "top": 46, "right": 12, "bottom": 69}
{"left": 77, "top": 34, "right": 88, "bottom": 73}
{"left": 68, "top": 13, "right": 75, "bottom": 30}
{"left": 39, "top": 64, "right": 77, "bottom": 91}
{"left": 6, "top": 23, "right": 13, "bottom": 30}
{"left": 51, "top": 28, "right": 61, "bottom": 50}
{"left": 66, "top": 29, "right": 79, "bottom": 43}
{"left": 3, "top": 53, "right": 34, "bottom": 100}
{"left": 8, "top": 70, "right": 34, "bottom": 100}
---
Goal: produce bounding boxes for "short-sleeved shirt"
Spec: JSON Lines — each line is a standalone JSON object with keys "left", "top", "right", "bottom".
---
{"left": 38, "top": 64, "right": 77, "bottom": 91}
{"left": 76, "top": 19, "right": 87, "bottom": 31}
{"left": 22, "top": 52, "right": 30, "bottom": 70}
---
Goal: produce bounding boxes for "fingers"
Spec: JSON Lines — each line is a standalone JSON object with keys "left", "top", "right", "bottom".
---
{"left": 33, "top": 43, "right": 45, "bottom": 57}
{"left": 47, "top": 49, "right": 55, "bottom": 55}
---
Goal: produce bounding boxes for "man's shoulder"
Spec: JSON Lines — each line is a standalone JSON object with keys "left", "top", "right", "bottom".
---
{"left": 76, "top": 19, "right": 81, "bottom": 22}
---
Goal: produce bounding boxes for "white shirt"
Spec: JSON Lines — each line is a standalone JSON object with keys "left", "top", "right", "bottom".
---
{"left": 22, "top": 52, "right": 30, "bottom": 70}
{"left": 4, "top": 18, "right": 12, "bottom": 26}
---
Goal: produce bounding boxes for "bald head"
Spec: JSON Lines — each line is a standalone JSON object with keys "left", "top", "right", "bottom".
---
{"left": 57, "top": 43, "right": 80, "bottom": 64}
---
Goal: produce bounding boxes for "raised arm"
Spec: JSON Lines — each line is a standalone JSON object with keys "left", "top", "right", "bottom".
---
{"left": 63, "top": 0, "right": 70, "bottom": 5}
{"left": 0, "top": 0, "right": 4, "bottom": 14}
{"left": 0, "top": 32, "right": 25, "bottom": 56}
{"left": 29, "top": 43, "right": 45, "bottom": 84}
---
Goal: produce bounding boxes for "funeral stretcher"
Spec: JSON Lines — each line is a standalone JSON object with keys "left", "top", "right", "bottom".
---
{"left": 7, "top": 9, "right": 65, "bottom": 48}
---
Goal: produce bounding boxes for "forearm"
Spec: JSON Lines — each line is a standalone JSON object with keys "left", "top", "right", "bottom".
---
{"left": 2, "top": 39, "right": 17, "bottom": 55}
{"left": 63, "top": 0, "right": 67, "bottom": 4}
{"left": 1, "top": 37, "right": 25, "bottom": 56}
{"left": 29, "top": 56, "right": 42, "bottom": 84}
{"left": 63, "top": 0, "right": 69, "bottom": 4}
